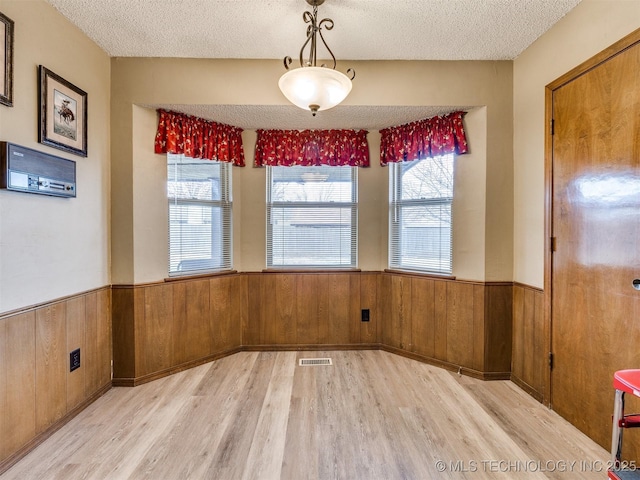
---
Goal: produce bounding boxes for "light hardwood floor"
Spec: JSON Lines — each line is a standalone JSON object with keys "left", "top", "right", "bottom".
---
{"left": 3, "top": 351, "right": 609, "bottom": 479}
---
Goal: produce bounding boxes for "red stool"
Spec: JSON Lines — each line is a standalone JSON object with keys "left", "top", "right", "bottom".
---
{"left": 609, "top": 370, "right": 640, "bottom": 479}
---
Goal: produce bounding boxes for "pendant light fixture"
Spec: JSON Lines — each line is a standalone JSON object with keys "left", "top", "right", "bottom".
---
{"left": 278, "top": 0, "right": 355, "bottom": 116}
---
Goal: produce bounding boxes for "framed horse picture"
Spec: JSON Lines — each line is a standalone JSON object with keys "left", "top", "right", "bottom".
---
{"left": 0, "top": 12, "right": 13, "bottom": 107}
{"left": 38, "top": 66, "right": 87, "bottom": 157}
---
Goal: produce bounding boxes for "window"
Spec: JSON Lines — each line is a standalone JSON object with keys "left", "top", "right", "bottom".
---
{"left": 389, "top": 154, "right": 454, "bottom": 274}
{"left": 267, "top": 165, "right": 357, "bottom": 268}
{"left": 167, "top": 154, "right": 232, "bottom": 276}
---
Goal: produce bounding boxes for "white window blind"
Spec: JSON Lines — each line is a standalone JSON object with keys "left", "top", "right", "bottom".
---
{"left": 167, "top": 154, "right": 232, "bottom": 276}
{"left": 389, "top": 154, "right": 454, "bottom": 274}
{"left": 267, "top": 165, "right": 357, "bottom": 268}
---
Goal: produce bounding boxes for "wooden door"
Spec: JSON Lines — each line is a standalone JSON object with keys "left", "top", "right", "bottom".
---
{"left": 550, "top": 32, "right": 640, "bottom": 454}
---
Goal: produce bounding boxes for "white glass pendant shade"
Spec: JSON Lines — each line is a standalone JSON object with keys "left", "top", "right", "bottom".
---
{"left": 279, "top": 67, "right": 352, "bottom": 114}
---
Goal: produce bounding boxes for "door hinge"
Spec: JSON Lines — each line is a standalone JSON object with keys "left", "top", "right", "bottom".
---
{"left": 550, "top": 119, "right": 555, "bottom": 135}
{"left": 550, "top": 236, "right": 557, "bottom": 252}
{"left": 549, "top": 352, "right": 554, "bottom": 370}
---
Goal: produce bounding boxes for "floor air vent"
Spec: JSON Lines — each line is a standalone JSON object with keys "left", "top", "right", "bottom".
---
{"left": 299, "top": 358, "right": 332, "bottom": 366}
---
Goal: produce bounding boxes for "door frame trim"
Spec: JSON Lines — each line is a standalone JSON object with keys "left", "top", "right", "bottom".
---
{"left": 544, "top": 27, "right": 640, "bottom": 407}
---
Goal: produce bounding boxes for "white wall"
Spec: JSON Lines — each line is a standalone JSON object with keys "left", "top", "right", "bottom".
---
{"left": 0, "top": 1, "right": 110, "bottom": 313}
{"left": 513, "top": 0, "right": 640, "bottom": 288}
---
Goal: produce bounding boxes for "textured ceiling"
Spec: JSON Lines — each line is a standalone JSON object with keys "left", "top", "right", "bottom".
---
{"left": 46, "top": 0, "right": 581, "bottom": 129}
{"left": 46, "top": 0, "right": 581, "bottom": 60}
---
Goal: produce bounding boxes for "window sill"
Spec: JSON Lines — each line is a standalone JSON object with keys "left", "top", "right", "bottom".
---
{"left": 164, "top": 270, "right": 238, "bottom": 282}
{"left": 262, "top": 268, "right": 362, "bottom": 274}
{"left": 383, "top": 269, "right": 456, "bottom": 281}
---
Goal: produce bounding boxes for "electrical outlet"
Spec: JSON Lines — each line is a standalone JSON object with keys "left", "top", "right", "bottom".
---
{"left": 361, "top": 309, "right": 370, "bottom": 322}
{"left": 70, "top": 348, "right": 81, "bottom": 372}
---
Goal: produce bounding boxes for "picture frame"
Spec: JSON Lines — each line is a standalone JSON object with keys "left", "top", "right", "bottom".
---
{"left": 38, "top": 65, "right": 87, "bottom": 157}
{"left": 0, "top": 12, "right": 14, "bottom": 107}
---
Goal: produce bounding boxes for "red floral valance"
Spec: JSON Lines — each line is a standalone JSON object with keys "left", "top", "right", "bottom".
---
{"left": 379, "top": 111, "right": 468, "bottom": 165}
{"left": 154, "top": 109, "right": 245, "bottom": 166}
{"left": 254, "top": 129, "right": 370, "bottom": 167}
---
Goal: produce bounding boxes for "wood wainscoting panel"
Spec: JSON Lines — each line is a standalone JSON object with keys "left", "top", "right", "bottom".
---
{"left": 133, "top": 287, "right": 146, "bottom": 376}
{"left": 137, "top": 284, "right": 174, "bottom": 377}
{"left": 96, "top": 289, "right": 112, "bottom": 390}
{"left": 35, "top": 303, "right": 67, "bottom": 433}
{"left": 210, "top": 275, "right": 243, "bottom": 352}
{"left": 272, "top": 274, "right": 297, "bottom": 344}
{"left": 532, "top": 291, "right": 544, "bottom": 397}
{"left": 484, "top": 284, "right": 513, "bottom": 373}
{"left": 0, "top": 287, "right": 112, "bottom": 473}
{"left": 324, "top": 274, "right": 354, "bottom": 345}
{"left": 433, "top": 280, "right": 448, "bottom": 361}
{"left": 472, "top": 284, "right": 486, "bottom": 372}
{"left": 0, "top": 312, "right": 36, "bottom": 461}
{"left": 348, "top": 274, "right": 361, "bottom": 343}
{"left": 243, "top": 272, "right": 367, "bottom": 347}
{"left": 381, "top": 274, "right": 404, "bottom": 348}
{"left": 113, "top": 273, "right": 514, "bottom": 386}
{"left": 259, "top": 273, "right": 282, "bottom": 344}
{"left": 296, "top": 274, "right": 320, "bottom": 344}
{"left": 243, "top": 274, "right": 263, "bottom": 345}
{"left": 512, "top": 285, "right": 525, "bottom": 382}
{"left": 511, "top": 283, "right": 545, "bottom": 401}
{"left": 66, "top": 289, "right": 112, "bottom": 415}
{"left": 380, "top": 272, "right": 512, "bottom": 378}
{"left": 209, "top": 276, "right": 226, "bottom": 351}
{"left": 379, "top": 273, "right": 392, "bottom": 347}
{"left": 66, "top": 296, "right": 86, "bottom": 411}
{"left": 359, "top": 273, "right": 379, "bottom": 344}
{"left": 410, "top": 277, "right": 435, "bottom": 359}
{"left": 173, "top": 279, "right": 211, "bottom": 365}
{"left": 84, "top": 289, "right": 112, "bottom": 397}
{"left": 523, "top": 287, "right": 536, "bottom": 383}
{"left": 390, "top": 274, "right": 412, "bottom": 350}
{"left": 445, "top": 281, "right": 475, "bottom": 368}
{"left": 316, "top": 275, "right": 331, "bottom": 344}
{"left": 112, "top": 287, "right": 135, "bottom": 380}
{"left": 84, "top": 293, "right": 99, "bottom": 394}
{"left": 113, "top": 275, "right": 245, "bottom": 385}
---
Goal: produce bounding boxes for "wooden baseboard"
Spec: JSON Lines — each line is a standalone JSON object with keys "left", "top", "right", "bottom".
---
{"left": 510, "top": 374, "right": 544, "bottom": 403}
{"left": 380, "top": 345, "right": 511, "bottom": 381}
{"left": 0, "top": 381, "right": 112, "bottom": 476}
{"left": 113, "top": 345, "right": 378, "bottom": 386}
{"left": 241, "top": 343, "right": 380, "bottom": 352}
{"left": 114, "top": 343, "right": 512, "bottom": 387}
{"left": 112, "top": 347, "right": 243, "bottom": 387}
